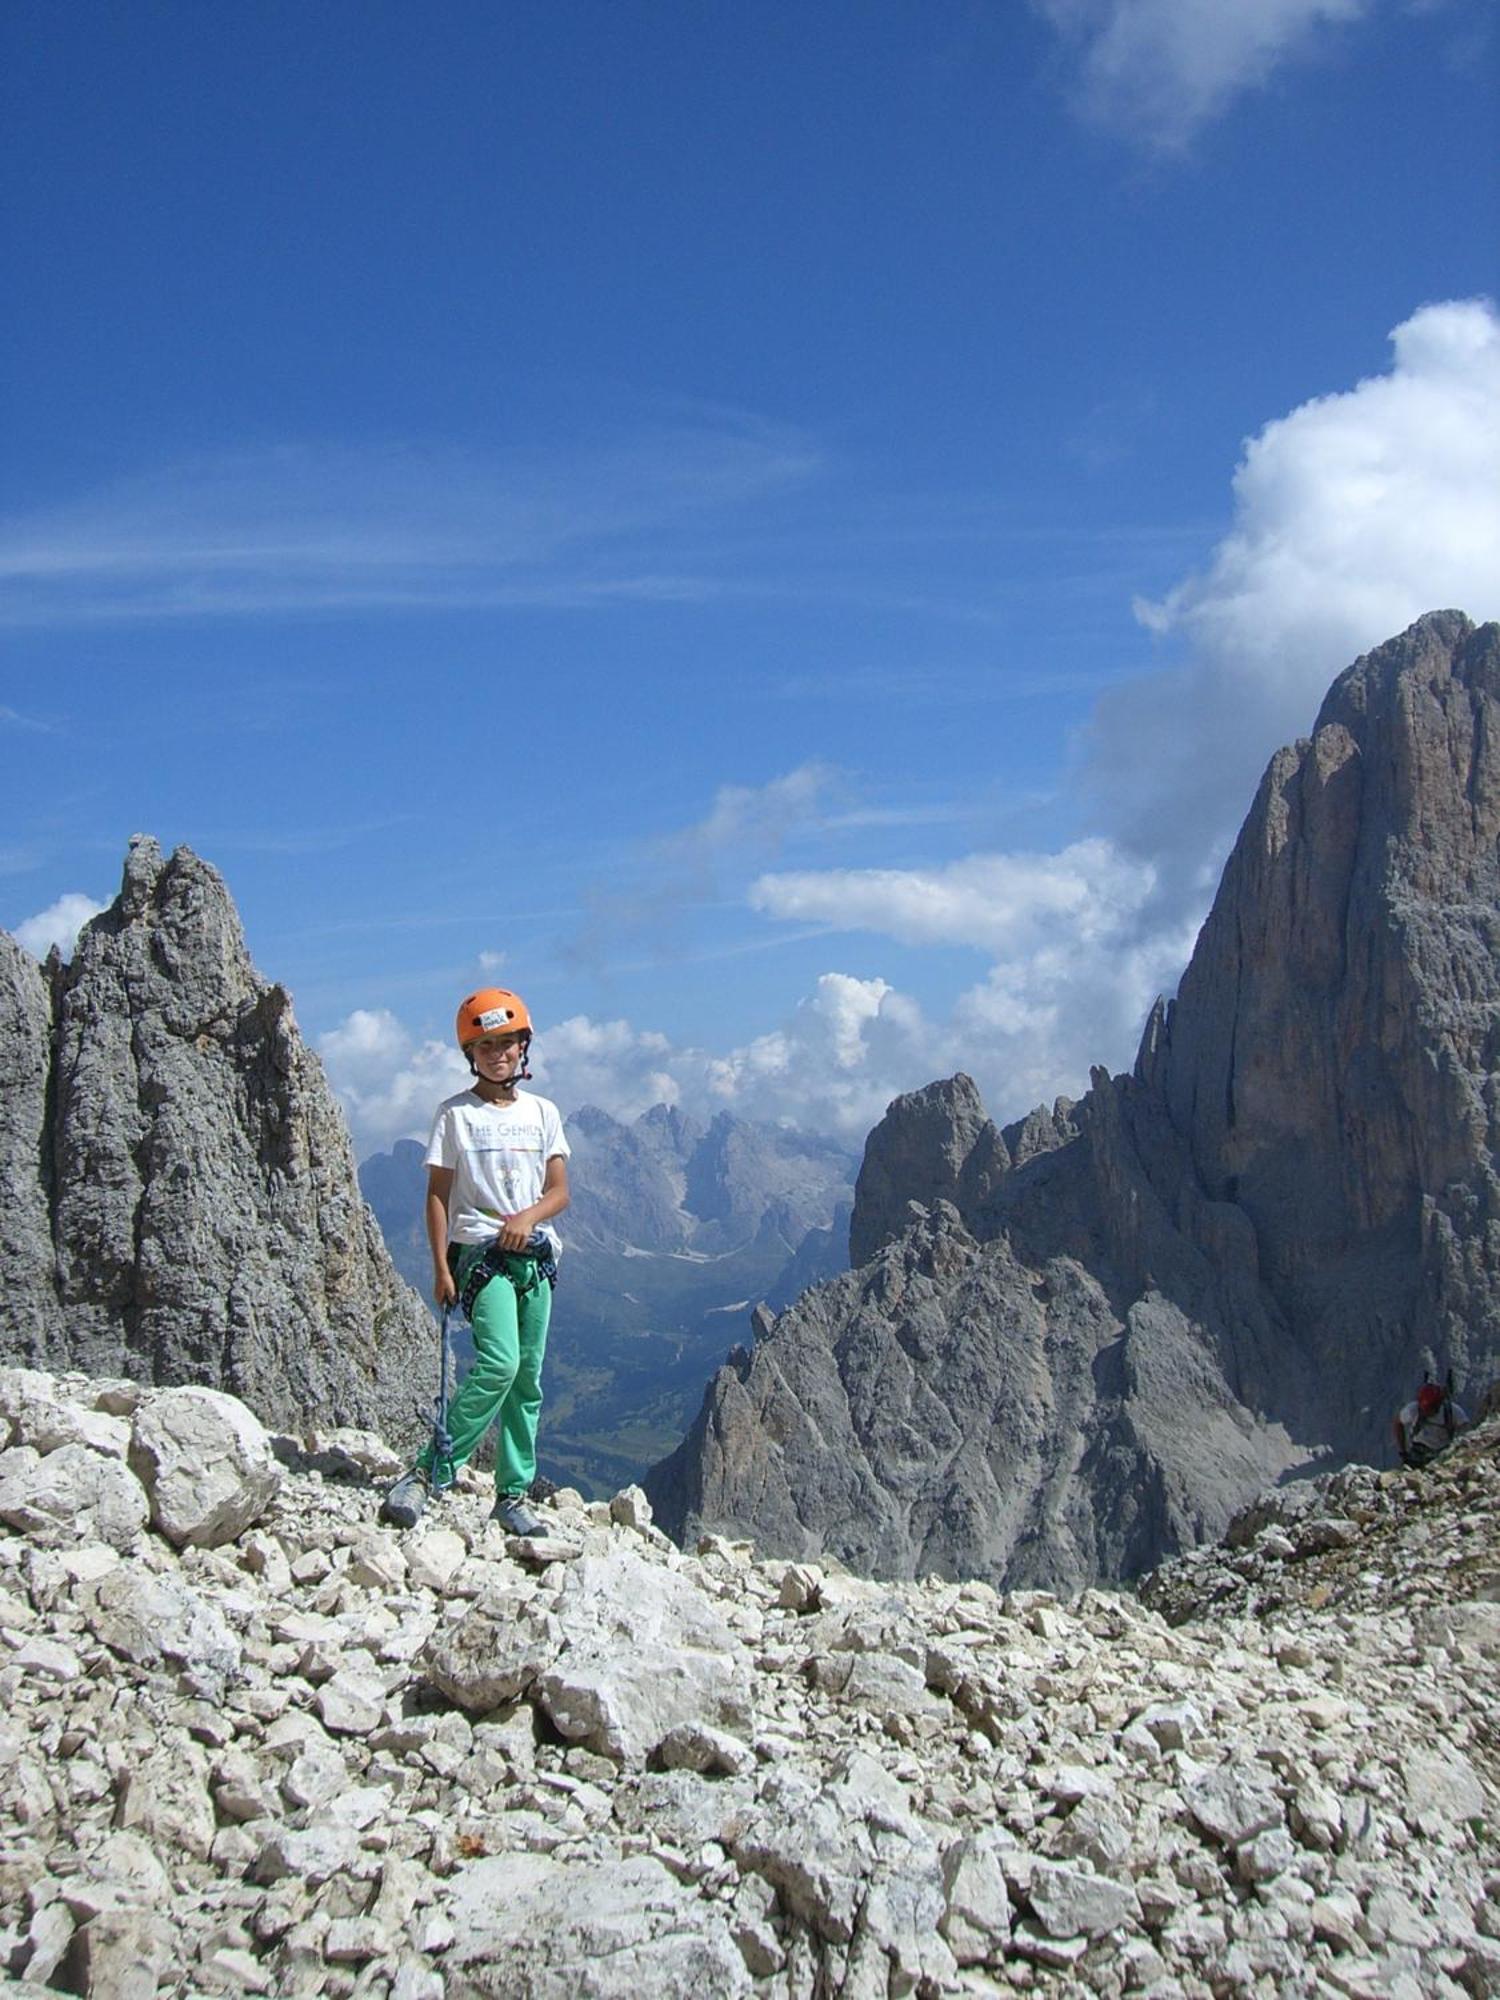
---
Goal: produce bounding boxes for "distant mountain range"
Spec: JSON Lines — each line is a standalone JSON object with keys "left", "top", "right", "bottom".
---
{"left": 358, "top": 1104, "right": 855, "bottom": 1494}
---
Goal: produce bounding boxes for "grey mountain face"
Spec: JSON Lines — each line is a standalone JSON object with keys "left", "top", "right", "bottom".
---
{"left": 648, "top": 612, "right": 1500, "bottom": 1592}
{"left": 360, "top": 1106, "right": 855, "bottom": 1494}
{"left": 0, "top": 837, "right": 434, "bottom": 1442}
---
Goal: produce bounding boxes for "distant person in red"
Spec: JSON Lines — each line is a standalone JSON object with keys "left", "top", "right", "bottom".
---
{"left": 383, "top": 987, "right": 570, "bottom": 1533}
{"left": 1393, "top": 1378, "right": 1469, "bottom": 1469}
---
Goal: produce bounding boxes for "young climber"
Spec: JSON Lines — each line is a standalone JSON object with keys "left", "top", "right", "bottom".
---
{"left": 383, "top": 987, "right": 570, "bottom": 1533}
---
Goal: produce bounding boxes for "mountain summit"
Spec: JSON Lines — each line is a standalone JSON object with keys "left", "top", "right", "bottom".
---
{"left": 647, "top": 612, "right": 1500, "bottom": 1589}
{"left": 0, "top": 836, "right": 432, "bottom": 1440}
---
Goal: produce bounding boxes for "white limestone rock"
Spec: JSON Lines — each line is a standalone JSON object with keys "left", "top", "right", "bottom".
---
{"left": 0, "top": 1441, "right": 148, "bottom": 1550}
{"left": 128, "top": 1386, "right": 281, "bottom": 1548}
{"left": 533, "top": 1547, "right": 754, "bottom": 1767}
{"left": 442, "top": 1852, "right": 751, "bottom": 1998}
{"left": 422, "top": 1588, "right": 562, "bottom": 1712}
{"left": 83, "top": 1563, "right": 241, "bottom": 1676}
{"left": 940, "top": 1831, "right": 1016, "bottom": 1964}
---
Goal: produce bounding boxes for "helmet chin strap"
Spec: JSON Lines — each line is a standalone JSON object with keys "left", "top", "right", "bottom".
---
{"left": 468, "top": 1039, "right": 533, "bottom": 1086}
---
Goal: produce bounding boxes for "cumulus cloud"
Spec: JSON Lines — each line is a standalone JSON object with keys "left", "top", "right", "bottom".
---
{"left": 13, "top": 892, "right": 106, "bottom": 961}
{"left": 317, "top": 1009, "right": 469, "bottom": 1158}
{"left": 527, "top": 1015, "right": 684, "bottom": 1126}
{"left": 750, "top": 841, "right": 1155, "bottom": 957}
{"left": 1035, "top": 0, "right": 1373, "bottom": 148}
{"left": 321, "top": 978, "right": 939, "bottom": 1153}
{"left": 1089, "top": 297, "right": 1500, "bottom": 908}
{"left": 750, "top": 850, "right": 1199, "bottom": 1125}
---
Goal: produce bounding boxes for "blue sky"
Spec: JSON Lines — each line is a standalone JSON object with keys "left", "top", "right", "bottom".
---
{"left": 4, "top": 1, "right": 1497, "bottom": 1153}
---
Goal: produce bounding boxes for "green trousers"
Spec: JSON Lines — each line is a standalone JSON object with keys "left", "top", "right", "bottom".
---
{"left": 419, "top": 1246, "right": 552, "bottom": 1496}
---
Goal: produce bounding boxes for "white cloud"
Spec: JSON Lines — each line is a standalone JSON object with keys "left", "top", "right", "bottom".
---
{"left": 13, "top": 892, "right": 106, "bottom": 961}
{"left": 322, "top": 980, "right": 938, "bottom": 1152}
{"left": 669, "top": 763, "right": 840, "bottom": 856}
{"left": 1090, "top": 297, "right": 1500, "bottom": 905}
{"left": 732, "top": 298, "right": 1500, "bottom": 1134}
{"left": 749, "top": 847, "right": 1195, "bottom": 1125}
{"left": 528, "top": 1015, "right": 683, "bottom": 1126}
{"left": 1035, "top": 0, "right": 1373, "bottom": 148}
{"left": 751, "top": 840, "right": 1154, "bottom": 956}
{"left": 317, "top": 1008, "right": 469, "bottom": 1158}
{"left": 0, "top": 422, "right": 820, "bottom": 627}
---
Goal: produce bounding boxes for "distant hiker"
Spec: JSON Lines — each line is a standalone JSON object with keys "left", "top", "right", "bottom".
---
{"left": 1393, "top": 1376, "right": 1469, "bottom": 1469}
{"left": 383, "top": 988, "right": 570, "bottom": 1533}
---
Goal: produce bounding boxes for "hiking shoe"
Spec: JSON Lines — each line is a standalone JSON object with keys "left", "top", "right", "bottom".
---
{"left": 492, "top": 1494, "right": 544, "bottom": 1536}
{"left": 382, "top": 1467, "right": 430, "bottom": 1530}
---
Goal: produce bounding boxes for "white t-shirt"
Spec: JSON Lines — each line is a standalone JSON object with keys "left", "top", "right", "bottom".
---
{"left": 424, "top": 1089, "right": 571, "bottom": 1252}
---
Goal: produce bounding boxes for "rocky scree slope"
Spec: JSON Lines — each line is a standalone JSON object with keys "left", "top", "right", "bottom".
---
{"left": 1, "top": 1364, "right": 1497, "bottom": 1999}
{"left": 647, "top": 613, "right": 1500, "bottom": 1593}
{"left": 0, "top": 837, "right": 434, "bottom": 1443}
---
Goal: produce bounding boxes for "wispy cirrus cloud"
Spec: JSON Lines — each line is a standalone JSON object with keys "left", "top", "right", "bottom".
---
{"left": 0, "top": 421, "right": 822, "bottom": 627}
{"left": 1032, "top": 0, "right": 1376, "bottom": 149}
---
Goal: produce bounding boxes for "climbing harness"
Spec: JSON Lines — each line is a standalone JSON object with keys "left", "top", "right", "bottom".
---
{"left": 453, "top": 1231, "right": 558, "bottom": 1321}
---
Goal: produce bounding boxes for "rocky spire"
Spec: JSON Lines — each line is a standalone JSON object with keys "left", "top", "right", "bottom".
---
{"left": 648, "top": 613, "right": 1500, "bottom": 1589}
{"left": 0, "top": 837, "right": 434, "bottom": 1441}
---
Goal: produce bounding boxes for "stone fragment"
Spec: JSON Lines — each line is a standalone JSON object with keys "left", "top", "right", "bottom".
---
{"left": 251, "top": 1823, "right": 362, "bottom": 1886}
{"left": 423, "top": 1590, "right": 560, "bottom": 1710}
{"left": 404, "top": 1527, "right": 467, "bottom": 1591}
{"left": 0, "top": 1372, "right": 132, "bottom": 1458}
{"left": 65, "top": 1909, "right": 173, "bottom": 2000}
{"left": 316, "top": 1666, "right": 386, "bottom": 1736}
{"left": 1235, "top": 1826, "right": 1297, "bottom": 1883}
{"left": 1027, "top": 1859, "right": 1140, "bottom": 1940}
{"left": 12, "top": 1634, "right": 83, "bottom": 1680}
{"left": 129, "top": 1387, "right": 282, "bottom": 1548}
{"left": 344, "top": 1534, "right": 408, "bottom": 1592}
{"left": 112, "top": 1735, "right": 217, "bottom": 1861}
{"left": 1401, "top": 1743, "right": 1487, "bottom": 1824}
{"left": 324, "top": 1915, "right": 392, "bottom": 1962}
{"left": 0, "top": 1442, "right": 148, "bottom": 1550}
{"left": 940, "top": 1832, "right": 1015, "bottom": 1964}
{"left": 1184, "top": 1763, "right": 1284, "bottom": 1846}
{"left": 776, "top": 1562, "right": 824, "bottom": 1612}
{"left": 656, "top": 1721, "right": 754, "bottom": 1775}
{"left": 443, "top": 1852, "right": 751, "bottom": 1997}
{"left": 609, "top": 1484, "right": 654, "bottom": 1531}
{"left": 85, "top": 1563, "right": 241, "bottom": 1676}
{"left": 533, "top": 1548, "right": 754, "bottom": 1767}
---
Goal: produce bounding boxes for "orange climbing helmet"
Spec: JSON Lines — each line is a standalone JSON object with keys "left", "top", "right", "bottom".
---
{"left": 455, "top": 987, "right": 533, "bottom": 1050}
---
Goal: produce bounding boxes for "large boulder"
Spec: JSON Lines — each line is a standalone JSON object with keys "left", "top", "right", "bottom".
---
{"left": 128, "top": 1385, "right": 282, "bottom": 1547}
